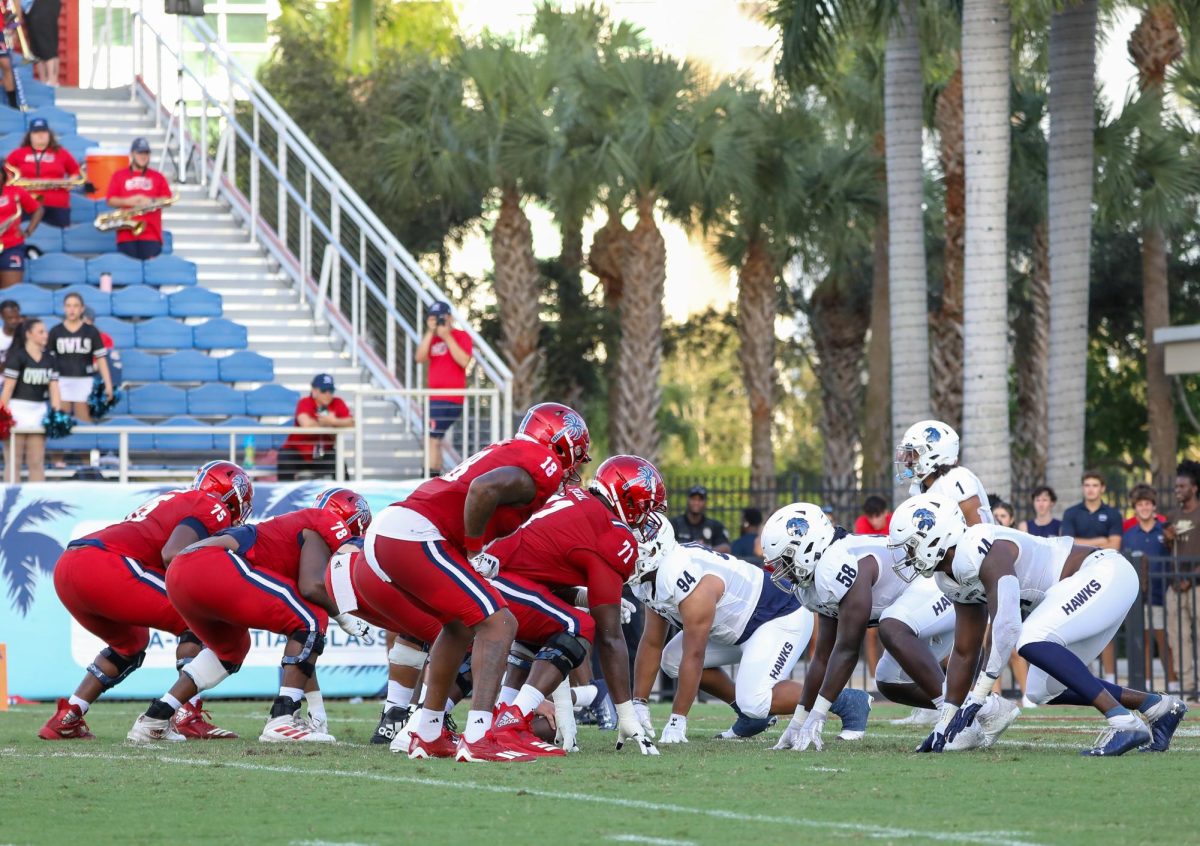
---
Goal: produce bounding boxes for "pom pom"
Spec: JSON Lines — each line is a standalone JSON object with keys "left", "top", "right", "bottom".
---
{"left": 87, "top": 381, "right": 119, "bottom": 421}
{"left": 0, "top": 404, "right": 13, "bottom": 440}
{"left": 42, "top": 409, "right": 76, "bottom": 439}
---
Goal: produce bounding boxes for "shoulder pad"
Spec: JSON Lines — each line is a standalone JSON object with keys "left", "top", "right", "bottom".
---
{"left": 953, "top": 523, "right": 997, "bottom": 584}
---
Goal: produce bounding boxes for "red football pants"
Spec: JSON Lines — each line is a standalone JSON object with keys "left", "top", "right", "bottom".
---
{"left": 324, "top": 550, "right": 443, "bottom": 644}
{"left": 367, "top": 534, "right": 506, "bottom": 628}
{"left": 492, "top": 573, "right": 595, "bottom": 645}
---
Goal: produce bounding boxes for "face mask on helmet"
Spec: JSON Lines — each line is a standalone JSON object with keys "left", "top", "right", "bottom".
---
{"left": 193, "top": 460, "right": 253, "bottom": 526}
{"left": 761, "top": 504, "right": 833, "bottom": 593}
{"left": 630, "top": 513, "right": 674, "bottom": 585}
{"left": 887, "top": 497, "right": 963, "bottom": 582}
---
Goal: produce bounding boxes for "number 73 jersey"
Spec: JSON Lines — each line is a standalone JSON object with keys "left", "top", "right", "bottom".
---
{"left": 796, "top": 536, "right": 910, "bottom": 623}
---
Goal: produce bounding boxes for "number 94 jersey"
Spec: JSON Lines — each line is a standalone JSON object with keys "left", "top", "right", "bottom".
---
{"left": 797, "top": 536, "right": 909, "bottom": 623}
{"left": 76, "top": 488, "right": 232, "bottom": 571}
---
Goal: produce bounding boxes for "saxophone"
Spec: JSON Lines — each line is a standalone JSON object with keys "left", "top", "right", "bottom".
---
{"left": 94, "top": 194, "right": 180, "bottom": 236}
{"left": 4, "top": 163, "right": 86, "bottom": 192}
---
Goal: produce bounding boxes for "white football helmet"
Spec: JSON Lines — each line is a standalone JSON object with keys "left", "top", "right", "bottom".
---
{"left": 895, "top": 420, "right": 960, "bottom": 483}
{"left": 629, "top": 512, "right": 676, "bottom": 585}
{"left": 760, "top": 502, "right": 836, "bottom": 591}
{"left": 888, "top": 494, "right": 966, "bottom": 582}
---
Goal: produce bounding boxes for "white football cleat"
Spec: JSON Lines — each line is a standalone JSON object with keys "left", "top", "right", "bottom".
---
{"left": 389, "top": 714, "right": 419, "bottom": 754}
{"left": 127, "top": 714, "right": 185, "bottom": 743}
{"left": 259, "top": 714, "right": 335, "bottom": 743}
{"left": 977, "top": 694, "right": 1020, "bottom": 748}
{"left": 302, "top": 713, "right": 329, "bottom": 735}
{"left": 891, "top": 707, "right": 939, "bottom": 726}
{"left": 945, "top": 721, "right": 985, "bottom": 751}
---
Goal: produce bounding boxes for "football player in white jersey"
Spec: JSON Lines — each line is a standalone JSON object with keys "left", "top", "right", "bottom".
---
{"left": 761, "top": 503, "right": 1017, "bottom": 752}
{"left": 629, "top": 515, "right": 819, "bottom": 744}
{"left": 890, "top": 494, "right": 1188, "bottom": 756}
{"left": 895, "top": 420, "right": 994, "bottom": 526}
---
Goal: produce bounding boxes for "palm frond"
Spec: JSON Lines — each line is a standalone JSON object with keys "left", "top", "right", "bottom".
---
{"left": 12, "top": 531, "right": 64, "bottom": 575}
{"left": 6, "top": 498, "right": 77, "bottom": 534}
{"left": 5, "top": 557, "right": 38, "bottom": 617}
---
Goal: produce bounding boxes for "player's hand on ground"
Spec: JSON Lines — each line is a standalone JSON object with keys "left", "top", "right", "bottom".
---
{"left": 333, "top": 612, "right": 370, "bottom": 638}
{"left": 795, "top": 711, "right": 827, "bottom": 752}
{"left": 916, "top": 705, "right": 957, "bottom": 753}
{"left": 772, "top": 714, "right": 807, "bottom": 750}
{"left": 619, "top": 597, "right": 637, "bottom": 624}
{"left": 470, "top": 551, "right": 499, "bottom": 579}
{"left": 945, "top": 693, "right": 986, "bottom": 743}
{"left": 659, "top": 714, "right": 688, "bottom": 744}
{"left": 632, "top": 699, "right": 655, "bottom": 739}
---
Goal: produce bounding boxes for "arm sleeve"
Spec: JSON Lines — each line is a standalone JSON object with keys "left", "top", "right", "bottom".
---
{"left": 332, "top": 397, "right": 352, "bottom": 419}
{"left": 459, "top": 332, "right": 473, "bottom": 357}
{"left": 316, "top": 516, "right": 351, "bottom": 551}
{"left": 215, "top": 524, "right": 258, "bottom": 554}
{"left": 106, "top": 173, "right": 125, "bottom": 201}
{"left": 985, "top": 574, "right": 1023, "bottom": 678}
{"left": 195, "top": 494, "right": 234, "bottom": 535}
{"left": 156, "top": 172, "right": 173, "bottom": 198}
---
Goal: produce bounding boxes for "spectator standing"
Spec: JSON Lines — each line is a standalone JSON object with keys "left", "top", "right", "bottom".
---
{"left": 853, "top": 495, "right": 891, "bottom": 536}
{"left": 993, "top": 501, "right": 1016, "bottom": 528}
{"left": 49, "top": 293, "right": 112, "bottom": 423}
{"left": 0, "top": 165, "right": 42, "bottom": 289}
{"left": 0, "top": 299, "right": 20, "bottom": 367}
{"left": 1122, "top": 484, "right": 1178, "bottom": 693}
{"left": 1018, "top": 485, "right": 1062, "bottom": 537}
{"left": 276, "top": 373, "right": 354, "bottom": 481}
{"left": 1165, "top": 460, "right": 1200, "bottom": 698}
{"left": 5, "top": 119, "right": 80, "bottom": 228}
{"left": 730, "top": 507, "right": 763, "bottom": 561}
{"left": 105, "top": 138, "right": 171, "bottom": 260}
{"left": 0, "top": 317, "right": 60, "bottom": 482}
{"left": 671, "top": 485, "right": 730, "bottom": 553}
{"left": 25, "top": 0, "right": 62, "bottom": 86}
{"left": 414, "top": 301, "right": 472, "bottom": 474}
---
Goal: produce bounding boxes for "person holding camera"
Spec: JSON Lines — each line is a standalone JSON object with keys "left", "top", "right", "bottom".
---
{"left": 276, "top": 373, "right": 354, "bottom": 481}
{"left": 415, "top": 301, "right": 473, "bottom": 475}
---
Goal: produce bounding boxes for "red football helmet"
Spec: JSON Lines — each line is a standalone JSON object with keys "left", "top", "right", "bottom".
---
{"left": 192, "top": 460, "right": 254, "bottom": 526}
{"left": 517, "top": 402, "right": 591, "bottom": 481}
{"left": 588, "top": 454, "right": 668, "bottom": 535}
{"left": 314, "top": 487, "right": 372, "bottom": 537}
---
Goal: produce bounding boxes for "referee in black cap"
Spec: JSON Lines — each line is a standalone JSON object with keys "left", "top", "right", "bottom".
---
{"left": 670, "top": 484, "right": 731, "bottom": 553}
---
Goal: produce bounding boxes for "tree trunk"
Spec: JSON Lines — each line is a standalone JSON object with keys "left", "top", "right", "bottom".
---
{"left": 491, "top": 184, "right": 544, "bottom": 412}
{"left": 736, "top": 235, "right": 779, "bottom": 508}
{"left": 931, "top": 63, "right": 964, "bottom": 431}
{"left": 588, "top": 208, "right": 630, "bottom": 450}
{"left": 557, "top": 211, "right": 587, "bottom": 410}
{"left": 960, "top": 0, "right": 1012, "bottom": 497}
{"left": 884, "top": 0, "right": 931, "bottom": 489}
{"left": 613, "top": 193, "right": 665, "bottom": 462}
{"left": 347, "top": 0, "right": 375, "bottom": 72}
{"left": 1143, "top": 225, "right": 1177, "bottom": 489}
{"left": 1013, "top": 222, "right": 1050, "bottom": 493}
{"left": 862, "top": 208, "right": 892, "bottom": 492}
{"left": 1045, "top": 0, "right": 1097, "bottom": 510}
{"left": 811, "top": 281, "right": 869, "bottom": 525}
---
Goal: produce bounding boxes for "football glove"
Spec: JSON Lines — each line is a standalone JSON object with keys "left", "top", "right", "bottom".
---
{"left": 772, "top": 707, "right": 808, "bottom": 751}
{"left": 794, "top": 711, "right": 827, "bottom": 752}
{"left": 659, "top": 713, "right": 688, "bottom": 744}
{"left": 470, "top": 551, "right": 499, "bottom": 579}
{"left": 632, "top": 698, "right": 655, "bottom": 739}
{"left": 916, "top": 703, "right": 959, "bottom": 753}
{"left": 333, "top": 612, "right": 370, "bottom": 638}
{"left": 620, "top": 597, "right": 637, "bottom": 624}
{"left": 945, "top": 685, "right": 990, "bottom": 744}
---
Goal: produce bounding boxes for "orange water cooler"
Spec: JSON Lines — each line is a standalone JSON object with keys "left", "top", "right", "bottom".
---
{"left": 86, "top": 147, "right": 128, "bottom": 200}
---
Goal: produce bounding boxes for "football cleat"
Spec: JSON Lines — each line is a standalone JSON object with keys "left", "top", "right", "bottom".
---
{"left": 127, "top": 714, "right": 185, "bottom": 743}
{"left": 1139, "top": 696, "right": 1188, "bottom": 753}
{"left": 444, "top": 711, "right": 461, "bottom": 742}
{"left": 588, "top": 679, "right": 618, "bottom": 731}
{"left": 1081, "top": 722, "right": 1151, "bottom": 757}
{"left": 977, "top": 694, "right": 1020, "bottom": 748}
{"left": 259, "top": 714, "right": 335, "bottom": 743}
{"left": 491, "top": 704, "right": 566, "bottom": 757}
{"left": 371, "top": 705, "right": 413, "bottom": 746}
{"left": 407, "top": 728, "right": 458, "bottom": 759}
{"left": 172, "top": 700, "right": 238, "bottom": 740}
{"left": 715, "top": 713, "right": 777, "bottom": 740}
{"left": 832, "top": 689, "right": 873, "bottom": 741}
{"left": 891, "top": 707, "right": 939, "bottom": 726}
{"left": 38, "top": 698, "right": 96, "bottom": 740}
{"left": 454, "top": 731, "right": 538, "bottom": 763}
{"left": 945, "top": 721, "right": 984, "bottom": 751}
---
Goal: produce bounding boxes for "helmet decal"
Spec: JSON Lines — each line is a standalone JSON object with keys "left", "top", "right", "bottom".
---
{"left": 786, "top": 517, "right": 810, "bottom": 538}
{"left": 914, "top": 508, "right": 935, "bottom": 531}
{"left": 924, "top": 426, "right": 941, "bottom": 442}
{"left": 558, "top": 411, "right": 586, "bottom": 445}
{"left": 623, "top": 463, "right": 659, "bottom": 496}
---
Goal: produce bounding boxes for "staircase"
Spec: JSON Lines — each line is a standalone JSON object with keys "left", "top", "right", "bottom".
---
{"left": 58, "top": 87, "right": 425, "bottom": 480}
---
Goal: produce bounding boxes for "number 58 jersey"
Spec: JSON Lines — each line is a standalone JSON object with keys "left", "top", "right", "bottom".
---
{"left": 75, "top": 489, "right": 232, "bottom": 572}
{"left": 796, "top": 536, "right": 910, "bottom": 623}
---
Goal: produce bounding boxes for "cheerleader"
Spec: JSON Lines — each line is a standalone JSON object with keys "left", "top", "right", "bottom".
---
{"left": 0, "top": 318, "right": 61, "bottom": 482}
{"left": 49, "top": 293, "right": 112, "bottom": 422}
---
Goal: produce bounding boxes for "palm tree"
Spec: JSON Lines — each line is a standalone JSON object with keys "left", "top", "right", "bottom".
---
{"left": 931, "top": 62, "right": 964, "bottom": 431}
{"left": 959, "top": 0, "right": 1012, "bottom": 496}
{"left": 1045, "top": 0, "right": 1097, "bottom": 504}
{"left": 0, "top": 488, "right": 75, "bottom": 617}
{"left": 347, "top": 0, "right": 374, "bottom": 72}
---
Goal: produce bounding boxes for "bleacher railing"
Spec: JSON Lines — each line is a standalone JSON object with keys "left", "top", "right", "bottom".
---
{"left": 96, "top": 7, "right": 514, "bottom": 445}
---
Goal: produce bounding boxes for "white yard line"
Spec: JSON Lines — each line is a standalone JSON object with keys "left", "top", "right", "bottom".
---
{"left": 861, "top": 731, "right": 1198, "bottom": 752}
{"left": 291, "top": 840, "right": 376, "bottom": 846}
{"left": 605, "top": 836, "right": 697, "bottom": 846}
{"left": 0, "top": 749, "right": 1047, "bottom": 846}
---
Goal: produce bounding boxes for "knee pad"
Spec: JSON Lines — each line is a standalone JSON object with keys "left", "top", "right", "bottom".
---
{"left": 455, "top": 657, "right": 474, "bottom": 699}
{"left": 87, "top": 647, "right": 145, "bottom": 689}
{"left": 507, "top": 648, "right": 533, "bottom": 672}
{"left": 280, "top": 630, "right": 325, "bottom": 679}
{"left": 182, "top": 648, "right": 237, "bottom": 693}
{"left": 534, "top": 631, "right": 589, "bottom": 677}
{"left": 387, "top": 639, "right": 428, "bottom": 669}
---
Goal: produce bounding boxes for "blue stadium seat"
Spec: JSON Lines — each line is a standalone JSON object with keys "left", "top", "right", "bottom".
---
{"left": 87, "top": 253, "right": 144, "bottom": 286}
{"left": 59, "top": 134, "right": 96, "bottom": 163}
{"left": 64, "top": 224, "right": 117, "bottom": 254}
{"left": 215, "top": 416, "right": 284, "bottom": 450}
{"left": 192, "top": 318, "right": 247, "bottom": 350}
{"left": 142, "top": 255, "right": 197, "bottom": 287}
{"left": 127, "top": 384, "right": 187, "bottom": 416}
{"left": 27, "top": 253, "right": 84, "bottom": 285}
{"left": 162, "top": 231, "right": 173, "bottom": 255}
{"left": 22, "top": 81, "right": 55, "bottom": 109}
{"left": 0, "top": 130, "right": 22, "bottom": 158}
{"left": 0, "top": 106, "right": 24, "bottom": 136}
{"left": 245, "top": 384, "right": 300, "bottom": 417}
{"left": 111, "top": 286, "right": 167, "bottom": 319}
{"left": 97, "top": 416, "right": 154, "bottom": 451}
{"left": 135, "top": 317, "right": 192, "bottom": 349}
{"left": 69, "top": 194, "right": 97, "bottom": 225}
{"left": 27, "top": 107, "right": 76, "bottom": 136}
{"left": 3, "top": 283, "right": 52, "bottom": 316}
{"left": 25, "top": 226, "right": 64, "bottom": 256}
{"left": 107, "top": 390, "right": 130, "bottom": 415}
{"left": 160, "top": 349, "right": 219, "bottom": 383}
{"left": 168, "top": 287, "right": 222, "bottom": 318}
{"left": 53, "top": 286, "right": 111, "bottom": 317}
{"left": 118, "top": 349, "right": 161, "bottom": 382}
{"left": 188, "top": 384, "right": 246, "bottom": 417}
{"left": 48, "top": 428, "right": 99, "bottom": 451}
{"left": 218, "top": 350, "right": 274, "bottom": 383}
{"left": 154, "top": 416, "right": 216, "bottom": 452}
{"left": 94, "top": 316, "right": 134, "bottom": 349}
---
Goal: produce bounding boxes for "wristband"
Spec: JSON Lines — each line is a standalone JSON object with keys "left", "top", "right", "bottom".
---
{"left": 633, "top": 698, "right": 648, "bottom": 706}
{"left": 812, "top": 695, "right": 834, "bottom": 717}
{"left": 971, "top": 673, "right": 997, "bottom": 702}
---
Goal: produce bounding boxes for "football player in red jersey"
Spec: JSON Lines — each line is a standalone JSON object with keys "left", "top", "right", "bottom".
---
{"left": 40, "top": 461, "right": 252, "bottom": 741}
{"left": 366, "top": 402, "right": 589, "bottom": 762}
{"left": 481, "top": 455, "right": 666, "bottom": 756}
{"left": 128, "top": 498, "right": 373, "bottom": 744}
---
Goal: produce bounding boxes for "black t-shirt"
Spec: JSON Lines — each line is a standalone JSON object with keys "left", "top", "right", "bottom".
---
{"left": 3, "top": 346, "right": 58, "bottom": 401}
{"left": 671, "top": 513, "right": 730, "bottom": 549}
{"left": 48, "top": 322, "right": 107, "bottom": 378}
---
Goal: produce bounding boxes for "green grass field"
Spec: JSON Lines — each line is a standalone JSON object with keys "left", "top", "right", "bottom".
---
{"left": 1, "top": 699, "right": 1195, "bottom": 846}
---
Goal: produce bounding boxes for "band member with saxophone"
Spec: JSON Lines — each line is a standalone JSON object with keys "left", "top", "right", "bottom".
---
{"left": 105, "top": 137, "right": 172, "bottom": 260}
{"left": 0, "top": 164, "right": 41, "bottom": 290}
{"left": 5, "top": 118, "right": 83, "bottom": 229}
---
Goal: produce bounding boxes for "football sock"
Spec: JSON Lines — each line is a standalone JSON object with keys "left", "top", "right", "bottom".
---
{"left": 415, "top": 707, "right": 444, "bottom": 742}
{"left": 498, "top": 686, "right": 520, "bottom": 707}
{"left": 1137, "top": 693, "right": 1162, "bottom": 715}
{"left": 146, "top": 697, "right": 177, "bottom": 720}
{"left": 513, "top": 685, "right": 545, "bottom": 716}
{"left": 163, "top": 693, "right": 183, "bottom": 711}
{"left": 1104, "top": 706, "right": 1137, "bottom": 727}
{"left": 279, "top": 687, "right": 304, "bottom": 702}
{"left": 305, "top": 690, "right": 327, "bottom": 724}
{"left": 1018, "top": 641, "right": 1107, "bottom": 707}
{"left": 188, "top": 695, "right": 203, "bottom": 707}
{"left": 68, "top": 695, "right": 90, "bottom": 714}
{"left": 573, "top": 684, "right": 599, "bottom": 708}
{"left": 464, "top": 709, "right": 491, "bottom": 743}
{"left": 386, "top": 681, "right": 414, "bottom": 709}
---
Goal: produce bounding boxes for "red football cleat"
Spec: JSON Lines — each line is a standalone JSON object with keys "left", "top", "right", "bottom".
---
{"left": 38, "top": 698, "right": 96, "bottom": 740}
{"left": 491, "top": 704, "right": 566, "bottom": 757}
{"left": 408, "top": 728, "right": 458, "bottom": 760}
{"left": 173, "top": 700, "right": 238, "bottom": 739}
{"left": 455, "top": 729, "right": 538, "bottom": 763}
